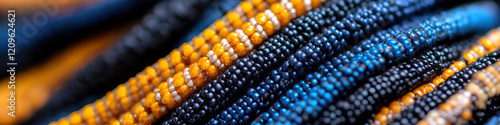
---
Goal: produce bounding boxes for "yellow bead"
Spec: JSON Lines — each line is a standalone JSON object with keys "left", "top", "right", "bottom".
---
{"left": 233, "top": 20, "right": 244, "bottom": 29}
{"left": 207, "top": 65, "right": 219, "bottom": 80}
{"left": 480, "top": 37, "right": 495, "bottom": 52}
{"left": 145, "top": 66, "right": 157, "bottom": 80}
{"left": 311, "top": 0, "right": 321, "bottom": 8}
{"left": 235, "top": 43, "right": 248, "bottom": 56}
{"left": 213, "top": 43, "right": 226, "bottom": 56}
{"left": 161, "top": 92, "right": 176, "bottom": 110}
{"left": 389, "top": 101, "right": 402, "bottom": 114}
{"left": 271, "top": 3, "right": 285, "bottom": 14}
{"left": 263, "top": 21, "right": 275, "bottom": 35}
{"left": 178, "top": 85, "right": 192, "bottom": 98}
{"left": 193, "top": 36, "right": 206, "bottom": 49}
{"left": 242, "top": 22, "right": 256, "bottom": 36}
{"left": 432, "top": 76, "right": 444, "bottom": 86}
{"left": 251, "top": 33, "right": 263, "bottom": 45}
{"left": 157, "top": 58, "right": 170, "bottom": 72}
{"left": 189, "top": 52, "right": 200, "bottom": 64}
{"left": 161, "top": 69, "right": 173, "bottom": 80}
{"left": 199, "top": 43, "right": 211, "bottom": 56}
{"left": 173, "top": 72, "right": 185, "bottom": 87}
{"left": 169, "top": 50, "right": 183, "bottom": 66}
{"left": 58, "top": 119, "right": 70, "bottom": 125}
{"left": 144, "top": 93, "right": 156, "bottom": 109}
{"left": 227, "top": 32, "right": 241, "bottom": 46}
{"left": 214, "top": 20, "right": 226, "bottom": 30}
{"left": 279, "top": 11, "right": 291, "bottom": 27}
{"left": 240, "top": 1, "right": 254, "bottom": 14}
{"left": 133, "top": 104, "right": 145, "bottom": 116}
{"left": 256, "top": 13, "right": 268, "bottom": 25}
{"left": 69, "top": 112, "right": 82, "bottom": 125}
{"left": 189, "top": 64, "right": 201, "bottom": 78}
{"left": 227, "top": 11, "right": 241, "bottom": 23}
{"left": 203, "top": 29, "right": 217, "bottom": 40}
{"left": 175, "top": 63, "right": 186, "bottom": 73}
{"left": 220, "top": 27, "right": 230, "bottom": 38}
{"left": 453, "top": 61, "right": 467, "bottom": 70}
{"left": 95, "top": 100, "right": 109, "bottom": 122}
{"left": 122, "top": 112, "right": 135, "bottom": 125}
{"left": 221, "top": 52, "right": 233, "bottom": 66}
{"left": 151, "top": 102, "right": 163, "bottom": 118}
{"left": 116, "top": 84, "right": 128, "bottom": 99}
{"left": 138, "top": 112, "right": 152, "bottom": 125}
{"left": 152, "top": 77, "right": 161, "bottom": 88}
{"left": 210, "top": 35, "right": 222, "bottom": 45}
{"left": 181, "top": 43, "right": 195, "bottom": 57}
{"left": 199, "top": 57, "right": 211, "bottom": 71}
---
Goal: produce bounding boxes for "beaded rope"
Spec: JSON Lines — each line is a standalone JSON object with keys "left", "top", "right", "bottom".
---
{"left": 111, "top": 0, "right": 325, "bottom": 125}
{"left": 50, "top": 0, "right": 310, "bottom": 124}
{"left": 377, "top": 27, "right": 500, "bottom": 125}
{"left": 313, "top": 38, "right": 474, "bottom": 125}
{"left": 270, "top": 2, "right": 499, "bottom": 124}
{"left": 387, "top": 52, "right": 500, "bottom": 125}
{"left": 163, "top": 0, "right": 357, "bottom": 124}
{"left": 417, "top": 61, "right": 500, "bottom": 125}
{"left": 212, "top": 12, "right": 434, "bottom": 124}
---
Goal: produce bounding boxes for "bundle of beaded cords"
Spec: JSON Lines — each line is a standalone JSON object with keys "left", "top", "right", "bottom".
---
{"left": 44, "top": 0, "right": 217, "bottom": 120}
{"left": 267, "top": 2, "right": 500, "bottom": 124}
{"left": 416, "top": 61, "right": 500, "bottom": 125}
{"left": 312, "top": 36, "right": 475, "bottom": 125}
{"left": 484, "top": 111, "right": 500, "bottom": 125}
{"left": 161, "top": 0, "right": 362, "bottom": 124}
{"left": 99, "top": 0, "right": 324, "bottom": 125}
{"left": 383, "top": 27, "right": 500, "bottom": 125}
{"left": 212, "top": 11, "right": 436, "bottom": 124}
{"left": 387, "top": 53, "right": 500, "bottom": 125}
{"left": 48, "top": 0, "right": 296, "bottom": 124}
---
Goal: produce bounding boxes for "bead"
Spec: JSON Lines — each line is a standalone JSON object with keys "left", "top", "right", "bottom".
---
{"left": 242, "top": 22, "right": 256, "bottom": 36}
{"left": 181, "top": 43, "right": 195, "bottom": 57}
{"left": 251, "top": 33, "right": 263, "bottom": 45}
{"left": 199, "top": 57, "right": 211, "bottom": 71}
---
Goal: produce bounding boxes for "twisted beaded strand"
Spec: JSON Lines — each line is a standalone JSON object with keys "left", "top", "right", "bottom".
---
{"left": 163, "top": 0, "right": 366, "bottom": 124}
{"left": 271, "top": 2, "right": 500, "bottom": 124}
{"left": 113, "top": 1, "right": 324, "bottom": 125}
{"left": 211, "top": 12, "right": 433, "bottom": 125}
{"left": 314, "top": 37, "right": 474, "bottom": 125}
{"left": 417, "top": 61, "right": 500, "bottom": 125}
{"left": 50, "top": 0, "right": 301, "bottom": 124}
{"left": 381, "top": 27, "right": 500, "bottom": 125}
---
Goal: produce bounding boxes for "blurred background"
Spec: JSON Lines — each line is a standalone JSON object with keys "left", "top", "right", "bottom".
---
{"left": 0, "top": 0, "right": 238, "bottom": 124}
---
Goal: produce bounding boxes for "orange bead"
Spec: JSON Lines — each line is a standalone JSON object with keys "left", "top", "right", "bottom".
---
{"left": 161, "top": 92, "right": 176, "bottom": 109}
{"left": 471, "top": 46, "right": 486, "bottom": 57}
{"left": 193, "top": 75, "right": 206, "bottom": 87}
{"left": 213, "top": 43, "right": 226, "bottom": 56}
{"left": 442, "top": 69, "right": 455, "bottom": 79}
{"left": 240, "top": 1, "right": 254, "bottom": 14}
{"left": 401, "top": 94, "right": 415, "bottom": 106}
{"left": 122, "top": 112, "right": 135, "bottom": 125}
{"left": 266, "top": 0, "right": 280, "bottom": 3}
{"left": 119, "top": 97, "right": 132, "bottom": 110}
{"left": 152, "top": 77, "right": 161, "bottom": 88}
{"left": 227, "top": 32, "right": 241, "bottom": 46}
{"left": 251, "top": 33, "right": 263, "bottom": 45}
{"left": 193, "top": 36, "right": 206, "bottom": 49}
{"left": 271, "top": 3, "right": 285, "bottom": 14}
{"left": 189, "top": 64, "right": 201, "bottom": 78}
{"left": 145, "top": 66, "right": 157, "bottom": 80}
{"left": 178, "top": 85, "right": 192, "bottom": 98}
{"left": 291, "top": 0, "right": 306, "bottom": 16}
{"left": 207, "top": 65, "right": 219, "bottom": 80}
{"left": 256, "top": 4, "right": 267, "bottom": 12}
{"left": 109, "top": 118, "right": 120, "bottom": 125}
{"left": 169, "top": 50, "right": 183, "bottom": 66}
{"left": 189, "top": 52, "right": 200, "bottom": 64}
{"left": 380, "top": 107, "right": 390, "bottom": 115}
{"left": 416, "top": 121, "right": 431, "bottom": 125}
{"left": 263, "top": 21, "right": 275, "bottom": 35}
{"left": 133, "top": 104, "right": 145, "bottom": 116}
{"left": 232, "top": 20, "right": 244, "bottom": 29}
{"left": 175, "top": 63, "right": 186, "bottom": 72}
{"left": 151, "top": 102, "right": 163, "bottom": 118}
{"left": 227, "top": 11, "right": 241, "bottom": 23}
{"left": 95, "top": 100, "right": 109, "bottom": 121}
{"left": 144, "top": 93, "right": 156, "bottom": 109}
{"left": 161, "top": 70, "right": 173, "bottom": 80}
{"left": 105, "top": 92, "right": 120, "bottom": 115}
{"left": 423, "top": 84, "right": 434, "bottom": 93}
{"left": 311, "top": 0, "right": 321, "bottom": 8}
{"left": 242, "top": 22, "right": 256, "bottom": 36}
{"left": 235, "top": 43, "right": 248, "bottom": 56}
{"left": 221, "top": 52, "right": 233, "bottom": 66}
{"left": 279, "top": 11, "right": 291, "bottom": 27}
{"left": 116, "top": 84, "right": 128, "bottom": 99}
{"left": 82, "top": 105, "right": 96, "bottom": 124}
{"left": 138, "top": 74, "right": 151, "bottom": 92}
{"left": 199, "top": 43, "right": 211, "bottom": 56}
{"left": 69, "top": 112, "right": 82, "bottom": 125}
{"left": 210, "top": 35, "right": 222, "bottom": 45}
{"left": 462, "top": 109, "right": 472, "bottom": 120}
{"left": 432, "top": 76, "right": 444, "bottom": 86}
{"left": 214, "top": 20, "right": 226, "bottom": 30}
{"left": 199, "top": 57, "right": 211, "bottom": 70}
{"left": 256, "top": 13, "right": 268, "bottom": 25}
{"left": 480, "top": 37, "right": 495, "bottom": 52}
{"left": 58, "top": 119, "right": 70, "bottom": 125}
{"left": 453, "top": 61, "right": 467, "bottom": 70}
{"left": 157, "top": 58, "right": 170, "bottom": 72}
{"left": 203, "top": 29, "right": 217, "bottom": 40}
{"left": 219, "top": 28, "right": 230, "bottom": 38}
{"left": 173, "top": 72, "right": 185, "bottom": 87}
{"left": 374, "top": 113, "right": 388, "bottom": 124}
{"left": 181, "top": 43, "right": 195, "bottom": 57}
{"left": 389, "top": 101, "right": 403, "bottom": 114}
{"left": 413, "top": 87, "right": 425, "bottom": 97}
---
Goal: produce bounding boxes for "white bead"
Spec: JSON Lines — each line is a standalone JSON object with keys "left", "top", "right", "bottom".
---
{"left": 304, "top": 0, "right": 312, "bottom": 11}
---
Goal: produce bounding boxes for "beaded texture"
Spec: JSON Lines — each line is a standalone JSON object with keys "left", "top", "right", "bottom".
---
{"left": 417, "top": 61, "right": 500, "bottom": 125}
{"left": 269, "top": 2, "right": 500, "bottom": 124}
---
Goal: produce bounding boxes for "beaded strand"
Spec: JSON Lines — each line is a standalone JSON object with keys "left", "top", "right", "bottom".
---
{"left": 113, "top": 1, "right": 324, "bottom": 125}
{"left": 50, "top": 0, "right": 298, "bottom": 124}
{"left": 313, "top": 37, "right": 474, "bottom": 125}
{"left": 379, "top": 27, "right": 500, "bottom": 125}
{"left": 417, "top": 61, "right": 500, "bottom": 125}
{"left": 212, "top": 12, "right": 433, "bottom": 125}
{"left": 270, "top": 2, "right": 500, "bottom": 124}
{"left": 163, "top": 0, "right": 363, "bottom": 124}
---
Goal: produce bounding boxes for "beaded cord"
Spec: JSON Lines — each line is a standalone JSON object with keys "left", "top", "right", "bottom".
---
{"left": 252, "top": 14, "right": 433, "bottom": 124}
{"left": 212, "top": 13, "right": 434, "bottom": 125}
{"left": 484, "top": 111, "right": 500, "bottom": 125}
{"left": 417, "top": 61, "right": 500, "bottom": 125}
{"left": 110, "top": 0, "right": 325, "bottom": 125}
{"left": 387, "top": 53, "right": 500, "bottom": 125}
{"left": 383, "top": 27, "right": 500, "bottom": 125}
{"left": 49, "top": 0, "right": 295, "bottom": 124}
{"left": 270, "top": 2, "right": 500, "bottom": 124}
{"left": 163, "top": 0, "right": 365, "bottom": 124}
{"left": 313, "top": 37, "right": 474, "bottom": 125}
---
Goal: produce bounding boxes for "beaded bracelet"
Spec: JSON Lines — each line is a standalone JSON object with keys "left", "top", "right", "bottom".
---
{"left": 310, "top": 37, "right": 474, "bottom": 125}
{"left": 417, "top": 61, "right": 500, "bottom": 125}
{"left": 49, "top": 0, "right": 302, "bottom": 124}
{"left": 387, "top": 52, "right": 500, "bottom": 125}
{"left": 162, "top": 0, "right": 360, "bottom": 124}
{"left": 211, "top": 12, "right": 433, "bottom": 124}
{"left": 379, "top": 27, "right": 500, "bottom": 125}
{"left": 270, "top": 2, "right": 499, "bottom": 124}
{"left": 110, "top": 1, "right": 324, "bottom": 125}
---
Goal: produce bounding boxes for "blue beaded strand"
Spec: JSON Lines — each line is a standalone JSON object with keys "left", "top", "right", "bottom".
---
{"left": 269, "top": 2, "right": 500, "bottom": 124}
